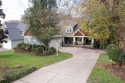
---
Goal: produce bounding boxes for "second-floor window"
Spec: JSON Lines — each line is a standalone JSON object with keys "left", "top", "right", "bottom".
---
{"left": 65, "top": 26, "right": 73, "bottom": 33}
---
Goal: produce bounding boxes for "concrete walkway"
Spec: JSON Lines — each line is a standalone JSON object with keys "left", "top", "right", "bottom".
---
{"left": 13, "top": 47, "right": 104, "bottom": 83}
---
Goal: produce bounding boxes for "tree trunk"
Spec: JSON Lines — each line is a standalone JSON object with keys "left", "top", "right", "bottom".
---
{"left": 113, "top": 15, "right": 125, "bottom": 50}
{"left": 45, "top": 44, "right": 49, "bottom": 53}
{"left": 112, "top": 0, "right": 125, "bottom": 50}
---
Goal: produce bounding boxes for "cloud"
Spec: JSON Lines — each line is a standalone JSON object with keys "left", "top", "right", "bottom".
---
{"left": 2, "top": 0, "right": 29, "bottom": 21}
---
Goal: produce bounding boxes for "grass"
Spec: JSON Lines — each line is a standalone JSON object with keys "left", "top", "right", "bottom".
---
{"left": 88, "top": 54, "right": 124, "bottom": 83}
{"left": 0, "top": 51, "right": 72, "bottom": 79}
{"left": 0, "top": 51, "right": 72, "bottom": 68}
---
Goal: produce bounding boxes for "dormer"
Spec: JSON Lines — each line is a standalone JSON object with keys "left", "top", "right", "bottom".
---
{"left": 65, "top": 26, "right": 73, "bottom": 33}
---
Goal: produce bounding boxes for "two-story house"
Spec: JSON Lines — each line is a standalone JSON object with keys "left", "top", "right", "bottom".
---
{"left": 24, "top": 19, "right": 94, "bottom": 49}
{"left": 58, "top": 19, "right": 94, "bottom": 47}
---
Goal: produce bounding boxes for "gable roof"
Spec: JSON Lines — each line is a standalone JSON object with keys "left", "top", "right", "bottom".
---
{"left": 73, "top": 29, "right": 84, "bottom": 36}
{"left": 17, "top": 23, "right": 27, "bottom": 32}
{"left": 24, "top": 19, "right": 80, "bottom": 37}
{"left": 4, "top": 22, "right": 19, "bottom": 29}
{"left": 58, "top": 19, "right": 77, "bottom": 27}
{"left": 5, "top": 28, "right": 24, "bottom": 41}
{"left": 58, "top": 19, "right": 78, "bottom": 35}
{"left": 3, "top": 22, "right": 24, "bottom": 41}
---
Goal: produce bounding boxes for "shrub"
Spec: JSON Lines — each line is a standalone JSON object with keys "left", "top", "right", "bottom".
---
{"left": 16, "top": 43, "right": 22, "bottom": 49}
{"left": 21, "top": 42, "right": 26, "bottom": 47}
{"left": 32, "top": 44, "right": 37, "bottom": 48}
{"left": 0, "top": 67, "right": 37, "bottom": 83}
{"left": 106, "top": 44, "right": 121, "bottom": 62}
{"left": 41, "top": 45, "right": 45, "bottom": 51}
{"left": 35, "top": 47, "right": 42, "bottom": 55}
{"left": 26, "top": 44, "right": 32, "bottom": 51}
{"left": 32, "top": 44, "right": 37, "bottom": 51}
{"left": 120, "top": 51, "right": 125, "bottom": 63}
{"left": 20, "top": 44, "right": 26, "bottom": 50}
{"left": 48, "top": 47, "right": 56, "bottom": 54}
{"left": 37, "top": 45, "right": 40, "bottom": 48}
{"left": 32, "top": 47, "right": 36, "bottom": 52}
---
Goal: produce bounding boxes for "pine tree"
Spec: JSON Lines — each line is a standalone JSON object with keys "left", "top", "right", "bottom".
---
{"left": 0, "top": 0, "right": 8, "bottom": 43}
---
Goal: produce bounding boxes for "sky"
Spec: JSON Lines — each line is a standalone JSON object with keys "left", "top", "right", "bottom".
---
{"left": 2, "top": 0, "right": 29, "bottom": 22}
{"left": 1, "top": 0, "right": 82, "bottom": 22}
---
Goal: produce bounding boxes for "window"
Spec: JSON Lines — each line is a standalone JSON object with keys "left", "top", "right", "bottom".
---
{"left": 65, "top": 26, "right": 73, "bottom": 33}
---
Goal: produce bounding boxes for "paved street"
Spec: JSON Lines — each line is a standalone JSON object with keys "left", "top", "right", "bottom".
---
{"left": 13, "top": 47, "right": 104, "bottom": 83}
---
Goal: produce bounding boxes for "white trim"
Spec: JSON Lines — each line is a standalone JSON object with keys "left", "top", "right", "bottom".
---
{"left": 73, "top": 37, "right": 75, "bottom": 45}
{"left": 64, "top": 36, "right": 86, "bottom": 37}
{"left": 82, "top": 37, "right": 84, "bottom": 43}
{"left": 74, "top": 36, "right": 84, "bottom": 37}
{"left": 64, "top": 36, "right": 74, "bottom": 37}
{"left": 73, "top": 29, "right": 85, "bottom": 36}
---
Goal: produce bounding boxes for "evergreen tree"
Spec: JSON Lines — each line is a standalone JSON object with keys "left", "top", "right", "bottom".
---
{"left": 0, "top": 0, "right": 8, "bottom": 43}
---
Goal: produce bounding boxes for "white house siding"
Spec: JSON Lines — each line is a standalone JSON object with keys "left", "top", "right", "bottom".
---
{"left": 2, "top": 39, "right": 24, "bottom": 49}
{"left": 49, "top": 38, "right": 62, "bottom": 49}
{"left": 2, "top": 39, "right": 12, "bottom": 49}
{"left": 11, "top": 40, "right": 24, "bottom": 49}
{"left": 24, "top": 36, "right": 62, "bottom": 49}
{"left": 24, "top": 36, "right": 44, "bottom": 45}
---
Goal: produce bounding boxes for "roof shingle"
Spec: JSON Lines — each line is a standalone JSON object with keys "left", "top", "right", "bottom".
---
{"left": 4, "top": 22, "right": 24, "bottom": 41}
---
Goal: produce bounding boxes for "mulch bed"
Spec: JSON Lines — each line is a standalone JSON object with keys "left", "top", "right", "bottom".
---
{"left": 14, "top": 49, "right": 56, "bottom": 56}
{"left": 104, "top": 65, "right": 125, "bottom": 81}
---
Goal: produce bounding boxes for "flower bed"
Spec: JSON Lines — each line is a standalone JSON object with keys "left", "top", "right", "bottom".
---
{"left": 14, "top": 42, "right": 56, "bottom": 56}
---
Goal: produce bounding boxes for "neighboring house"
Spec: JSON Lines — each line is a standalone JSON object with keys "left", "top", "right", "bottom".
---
{"left": 17, "top": 23, "right": 28, "bottom": 36}
{"left": 2, "top": 22, "right": 27, "bottom": 49}
{"left": 24, "top": 30, "right": 44, "bottom": 45}
{"left": 24, "top": 19, "right": 94, "bottom": 49}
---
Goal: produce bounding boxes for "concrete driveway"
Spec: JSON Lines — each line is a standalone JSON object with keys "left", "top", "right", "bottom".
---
{"left": 13, "top": 47, "right": 104, "bottom": 83}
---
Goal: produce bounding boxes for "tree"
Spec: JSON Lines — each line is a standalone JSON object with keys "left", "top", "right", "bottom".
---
{"left": 80, "top": 0, "right": 125, "bottom": 49}
{"left": 0, "top": 0, "right": 8, "bottom": 43}
{"left": 21, "top": 8, "right": 31, "bottom": 24}
{"left": 22, "top": 0, "right": 59, "bottom": 52}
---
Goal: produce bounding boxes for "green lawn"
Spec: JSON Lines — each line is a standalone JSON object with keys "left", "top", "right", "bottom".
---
{"left": 88, "top": 54, "right": 124, "bottom": 83}
{"left": 0, "top": 51, "right": 72, "bottom": 68}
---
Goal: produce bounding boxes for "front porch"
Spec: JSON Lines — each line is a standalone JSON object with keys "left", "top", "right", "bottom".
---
{"left": 63, "top": 36, "right": 94, "bottom": 48}
{"left": 62, "top": 29, "right": 94, "bottom": 48}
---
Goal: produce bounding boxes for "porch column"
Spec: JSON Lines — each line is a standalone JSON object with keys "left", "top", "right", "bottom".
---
{"left": 62, "top": 37, "right": 64, "bottom": 46}
{"left": 91, "top": 38, "right": 94, "bottom": 47}
{"left": 63, "top": 37, "right": 64, "bottom": 42}
{"left": 73, "top": 37, "right": 75, "bottom": 46}
{"left": 82, "top": 37, "right": 84, "bottom": 47}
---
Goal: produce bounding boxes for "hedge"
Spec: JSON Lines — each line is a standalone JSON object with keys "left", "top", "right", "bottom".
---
{"left": 0, "top": 67, "right": 37, "bottom": 83}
